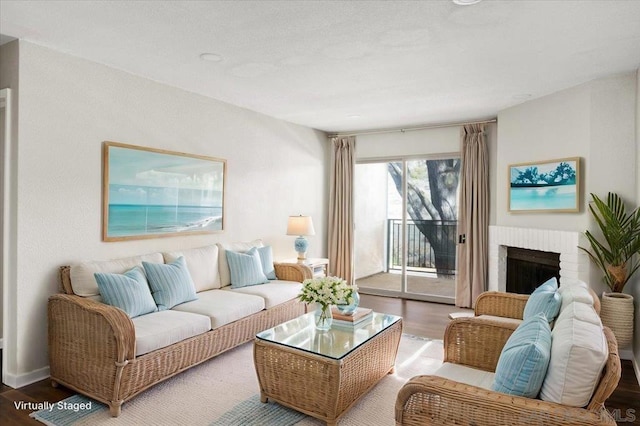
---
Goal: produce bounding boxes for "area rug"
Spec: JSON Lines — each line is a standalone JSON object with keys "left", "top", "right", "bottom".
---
{"left": 31, "top": 334, "right": 443, "bottom": 426}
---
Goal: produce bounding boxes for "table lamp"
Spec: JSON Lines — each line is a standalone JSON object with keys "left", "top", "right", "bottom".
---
{"left": 286, "top": 215, "right": 315, "bottom": 261}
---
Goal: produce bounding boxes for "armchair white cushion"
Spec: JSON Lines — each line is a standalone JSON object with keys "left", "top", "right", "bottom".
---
{"left": 540, "top": 302, "right": 607, "bottom": 407}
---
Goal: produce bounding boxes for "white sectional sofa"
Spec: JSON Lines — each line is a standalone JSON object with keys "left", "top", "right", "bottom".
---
{"left": 48, "top": 240, "right": 311, "bottom": 417}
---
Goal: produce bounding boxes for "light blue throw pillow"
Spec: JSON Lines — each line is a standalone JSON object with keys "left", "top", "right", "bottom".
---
{"left": 227, "top": 247, "right": 269, "bottom": 288}
{"left": 257, "top": 246, "right": 277, "bottom": 280}
{"left": 492, "top": 313, "right": 552, "bottom": 398}
{"left": 94, "top": 266, "right": 158, "bottom": 318}
{"left": 523, "top": 277, "right": 561, "bottom": 322}
{"left": 143, "top": 256, "right": 198, "bottom": 310}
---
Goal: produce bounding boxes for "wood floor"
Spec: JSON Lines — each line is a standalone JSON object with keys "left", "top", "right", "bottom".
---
{"left": 1, "top": 295, "right": 639, "bottom": 425}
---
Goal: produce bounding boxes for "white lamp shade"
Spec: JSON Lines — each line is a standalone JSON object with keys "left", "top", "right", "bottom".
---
{"left": 286, "top": 215, "right": 315, "bottom": 236}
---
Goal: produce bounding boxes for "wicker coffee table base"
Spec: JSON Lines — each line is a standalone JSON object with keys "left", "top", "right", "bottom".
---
{"left": 254, "top": 320, "right": 402, "bottom": 425}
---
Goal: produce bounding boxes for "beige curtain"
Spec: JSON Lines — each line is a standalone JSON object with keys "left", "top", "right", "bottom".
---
{"left": 456, "top": 124, "right": 489, "bottom": 308}
{"left": 328, "top": 136, "right": 356, "bottom": 284}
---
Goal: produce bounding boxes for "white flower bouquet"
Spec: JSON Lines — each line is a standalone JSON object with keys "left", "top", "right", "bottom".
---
{"left": 298, "top": 276, "right": 357, "bottom": 329}
{"left": 298, "top": 276, "right": 356, "bottom": 310}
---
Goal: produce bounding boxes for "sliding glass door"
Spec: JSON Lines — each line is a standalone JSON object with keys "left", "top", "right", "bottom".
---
{"left": 354, "top": 156, "right": 460, "bottom": 304}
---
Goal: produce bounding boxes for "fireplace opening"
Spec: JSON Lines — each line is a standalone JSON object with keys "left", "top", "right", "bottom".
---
{"left": 506, "top": 247, "right": 560, "bottom": 294}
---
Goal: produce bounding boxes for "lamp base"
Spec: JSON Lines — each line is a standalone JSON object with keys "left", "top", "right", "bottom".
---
{"left": 294, "top": 236, "right": 309, "bottom": 261}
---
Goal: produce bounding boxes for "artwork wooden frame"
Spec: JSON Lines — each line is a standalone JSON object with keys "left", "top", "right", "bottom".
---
{"left": 508, "top": 157, "right": 580, "bottom": 213}
{"left": 102, "top": 141, "right": 225, "bottom": 241}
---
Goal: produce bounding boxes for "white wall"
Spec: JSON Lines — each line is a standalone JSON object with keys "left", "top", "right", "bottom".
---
{"left": 497, "top": 72, "right": 638, "bottom": 364}
{"left": 356, "top": 126, "right": 461, "bottom": 160}
{"left": 497, "top": 84, "right": 592, "bottom": 231}
{"left": 2, "top": 41, "right": 329, "bottom": 386}
{"left": 0, "top": 40, "right": 19, "bottom": 380}
{"left": 496, "top": 72, "right": 637, "bottom": 295}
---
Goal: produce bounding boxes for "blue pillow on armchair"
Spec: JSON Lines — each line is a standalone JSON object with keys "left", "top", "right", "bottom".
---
{"left": 492, "top": 313, "right": 552, "bottom": 397}
{"left": 523, "top": 277, "right": 561, "bottom": 322}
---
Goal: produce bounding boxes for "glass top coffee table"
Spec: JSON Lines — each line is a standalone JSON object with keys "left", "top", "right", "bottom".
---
{"left": 254, "top": 311, "right": 403, "bottom": 425}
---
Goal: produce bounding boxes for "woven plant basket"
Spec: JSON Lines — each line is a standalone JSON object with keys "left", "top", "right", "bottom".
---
{"left": 600, "top": 292, "right": 634, "bottom": 348}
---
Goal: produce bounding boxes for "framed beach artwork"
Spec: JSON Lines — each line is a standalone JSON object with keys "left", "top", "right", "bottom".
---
{"left": 102, "top": 142, "right": 225, "bottom": 241}
{"left": 508, "top": 157, "right": 580, "bottom": 213}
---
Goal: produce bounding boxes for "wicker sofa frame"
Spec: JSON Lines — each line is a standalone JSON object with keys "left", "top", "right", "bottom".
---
{"left": 395, "top": 293, "right": 621, "bottom": 426}
{"left": 48, "top": 262, "right": 312, "bottom": 417}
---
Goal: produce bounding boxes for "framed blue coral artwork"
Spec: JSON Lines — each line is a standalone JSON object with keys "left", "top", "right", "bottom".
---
{"left": 102, "top": 141, "right": 225, "bottom": 241}
{"left": 508, "top": 157, "right": 580, "bottom": 213}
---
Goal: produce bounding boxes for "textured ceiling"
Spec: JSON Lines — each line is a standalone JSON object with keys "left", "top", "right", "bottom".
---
{"left": 1, "top": 0, "right": 640, "bottom": 133}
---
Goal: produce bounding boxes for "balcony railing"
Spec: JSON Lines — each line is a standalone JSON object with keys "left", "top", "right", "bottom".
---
{"left": 387, "top": 219, "right": 457, "bottom": 276}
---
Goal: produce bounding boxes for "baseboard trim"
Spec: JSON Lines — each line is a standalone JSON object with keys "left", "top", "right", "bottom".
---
{"left": 620, "top": 348, "right": 634, "bottom": 360}
{"left": 3, "top": 366, "right": 50, "bottom": 389}
{"left": 633, "top": 354, "right": 640, "bottom": 387}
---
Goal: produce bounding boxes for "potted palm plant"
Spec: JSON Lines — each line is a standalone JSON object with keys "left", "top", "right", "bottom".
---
{"left": 579, "top": 192, "right": 640, "bottom": 347}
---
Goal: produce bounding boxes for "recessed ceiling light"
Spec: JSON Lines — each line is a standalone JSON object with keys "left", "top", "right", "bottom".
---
{"left": 199, "top": 53, "right": 223, "bottom": 62}
{"left": 348, "top": 114, "right": 362, "bottom": 119}
{"left": 452, "top": 0, "right": 483, "bottom": 5}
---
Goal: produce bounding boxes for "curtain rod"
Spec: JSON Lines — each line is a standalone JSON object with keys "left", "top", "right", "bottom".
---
{"left": 327, "top": 118, "right": 497, "bottom": 138}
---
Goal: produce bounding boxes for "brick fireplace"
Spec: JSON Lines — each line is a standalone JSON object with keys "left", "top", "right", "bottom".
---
{"left": 488, "top": 226, "right": 590, "bottom": 292}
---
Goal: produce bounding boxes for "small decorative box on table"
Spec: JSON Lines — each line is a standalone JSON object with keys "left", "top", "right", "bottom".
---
{"left": 254, "top": 311, "right": 402, "bottom": 425}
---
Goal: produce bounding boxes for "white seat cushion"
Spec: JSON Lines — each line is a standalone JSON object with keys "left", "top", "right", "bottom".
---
{"left": 539, "top": 313, "right": 608, "bottom": 406}
{"left": 132, "top": 310, "right": 211, "bottom": 356}
{"left": 558, "top": 283, "right": 594, "bottom": 312}
{"left": 69, "top": 252, "right": 164, "bottom": 297}
{"left": 225, "top": 280, "right": 302, "bottom": 309}
{"left": 434, "top": 362, "right": 495, "bottom": 390}
{"left": 172, "top": 289, "right": 265, "bottom": 329}
{"left": 163, "top": 245, "right": 221, "bottom": 292}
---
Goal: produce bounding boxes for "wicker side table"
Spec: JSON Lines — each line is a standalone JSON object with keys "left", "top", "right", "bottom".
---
{"left": 254, "top": 316, "right": 402, "bottom": 425}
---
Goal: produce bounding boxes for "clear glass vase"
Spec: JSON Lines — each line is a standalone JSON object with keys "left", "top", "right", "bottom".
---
{"left": 315, "top": 304, "right": 333, "bottom": 331}
{"left": 337, "top": 290, "right": 360, "bottom": 316}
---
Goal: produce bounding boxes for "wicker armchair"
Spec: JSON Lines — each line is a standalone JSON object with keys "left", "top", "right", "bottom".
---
{"left": 395, "top": 317, "right": 621, "bottom": 426}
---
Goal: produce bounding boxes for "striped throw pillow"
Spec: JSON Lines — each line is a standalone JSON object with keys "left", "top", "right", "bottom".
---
{"left": 492, "top": 313, "right": 552, "bottom": 398}
{"left": 143, "top": 256, "right": 198, "bottom": 310}
{"left": 94, "top": 266, "right": 158, "bottom": 318}
{"left": 227, "top": 247, "right": 269, "bottom": 288}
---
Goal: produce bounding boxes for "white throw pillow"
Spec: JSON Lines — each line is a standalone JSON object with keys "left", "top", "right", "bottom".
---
{"left": 559, "top": 279, "right": 588, "bottom": 289}
{"left": 69, "top": 252, "right": 164, "bottom": 297}
{"left": 164, "top": 245, "right": 220, "bottom": 292}
{"left": 558, "top": 283, "right": 594, "bottom": 312}
{"left": 539, "top": 312, "right": 608, "bottom": 407}
{"left": 555, "top": 301, "right": 602, "bottom": 327}
{"left": 216, "top": 239, "right": 264, "bottom": 287}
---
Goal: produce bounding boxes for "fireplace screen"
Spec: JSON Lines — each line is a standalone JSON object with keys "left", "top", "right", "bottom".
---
{"left": 506, "top": 247, "right": 560, "bottom": 294}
